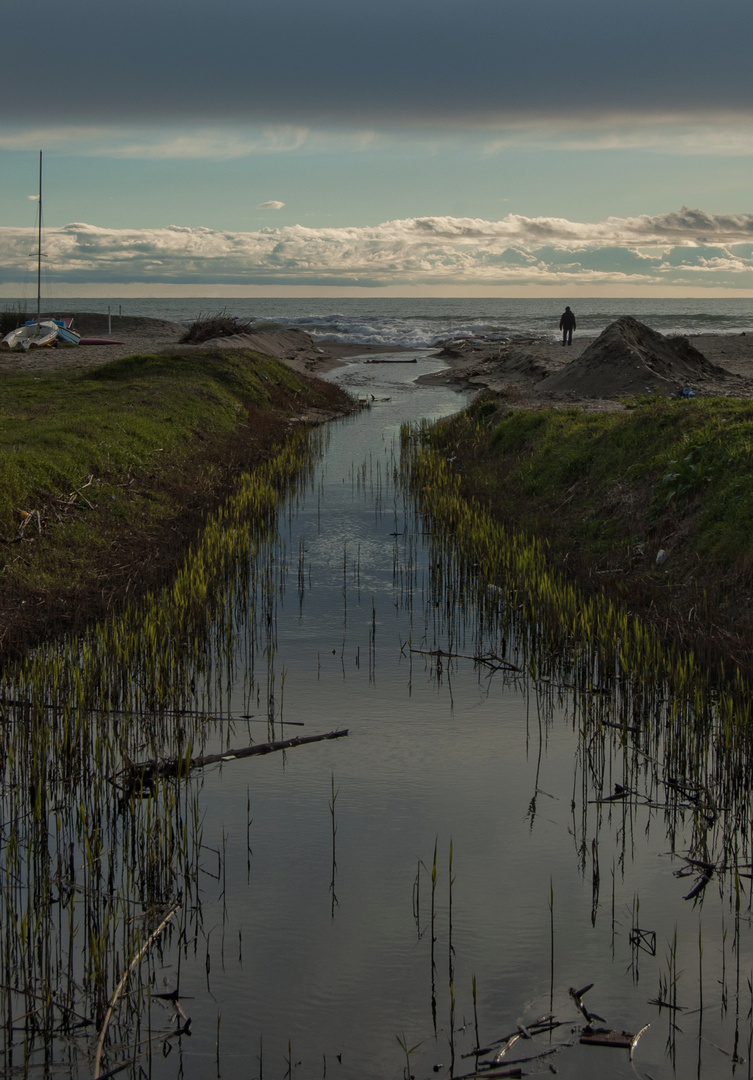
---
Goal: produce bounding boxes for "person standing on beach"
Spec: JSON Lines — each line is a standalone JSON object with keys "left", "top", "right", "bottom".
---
{"left": 559, "top": 305, "right": 576, "bottom": 346}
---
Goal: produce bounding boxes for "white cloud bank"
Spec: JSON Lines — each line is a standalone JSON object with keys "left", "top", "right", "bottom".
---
{"left": 1, "top": 210, "right": 752, "bottom": 292}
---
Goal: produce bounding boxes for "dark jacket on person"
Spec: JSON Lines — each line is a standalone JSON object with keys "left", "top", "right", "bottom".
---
{"left": 559, "top": 307, "right": 576, "bottom": 331}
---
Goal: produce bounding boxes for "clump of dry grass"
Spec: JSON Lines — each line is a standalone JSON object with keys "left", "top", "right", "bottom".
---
{"left": 180, "top": 309, "right": 254, "bottom": 344}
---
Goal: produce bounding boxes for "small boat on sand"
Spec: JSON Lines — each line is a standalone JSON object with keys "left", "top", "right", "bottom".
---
{"left": 1, "top": 318, "right": 81, "bottom": 350}
{"left": 2, "top": 320, "right": 60, "bottom": 350}
{"left": 54, "top": 321, "right": 81, "bottom": 346}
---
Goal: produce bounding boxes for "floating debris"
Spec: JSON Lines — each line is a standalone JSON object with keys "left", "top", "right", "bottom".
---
{"left": 580, "top": 1026, "right": 636, "bottom": 1049}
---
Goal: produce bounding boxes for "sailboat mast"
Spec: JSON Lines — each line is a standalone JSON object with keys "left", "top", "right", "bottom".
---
{"left": 36, "top": 150, "right": 42, "bottom": 323}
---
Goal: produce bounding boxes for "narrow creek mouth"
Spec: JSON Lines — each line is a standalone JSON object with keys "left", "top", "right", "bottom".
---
{"left": 1, "top": 354, "right": 751, "bottom": 1080}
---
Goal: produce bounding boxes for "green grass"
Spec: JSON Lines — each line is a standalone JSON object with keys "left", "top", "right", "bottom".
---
{"left": 418, "top": 393, "right": 753, "bottom": 670}
{"left": 1, "top": 347, "right": 345, "bottom": 527}
{"left": 0, "top": 347, "right": 353, "bottom": 654}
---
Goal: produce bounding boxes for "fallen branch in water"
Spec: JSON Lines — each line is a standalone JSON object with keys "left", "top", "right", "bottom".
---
{"left": 682, "top": 872, "right": 712, "bottom": 901}
{"left": 93, "top": 899, "right": 181, "bottom": 1078}
{"left": 468, "top": 1015, "right": 563, "bottom": 1058}
{"left": 119, "top": 729, "right": 349, "bottom": 787}
{"left": 569, "top": 983, "right": 604, "bottom": 1024}
{"left": 452, "top": 1068, "right": 523, "bottom": 1080}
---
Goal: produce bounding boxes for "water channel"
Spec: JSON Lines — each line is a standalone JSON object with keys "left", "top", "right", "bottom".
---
{"left": 3, "top": 351, "right": 753, "bottom": 1079}
{"left": 157, "top": 352, "right": 753, "bottom": 1080}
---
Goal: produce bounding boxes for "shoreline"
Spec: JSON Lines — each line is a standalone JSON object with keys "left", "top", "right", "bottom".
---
{"left": 2, "top": 312, "right": 752, "bottom": 405}
{"left": 0, "top": 312, "right": 412, "bottom": 376}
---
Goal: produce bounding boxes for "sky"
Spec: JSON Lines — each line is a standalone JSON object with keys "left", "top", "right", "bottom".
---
{"left": 1, "top": 0, "right": 752, "bottom": 298}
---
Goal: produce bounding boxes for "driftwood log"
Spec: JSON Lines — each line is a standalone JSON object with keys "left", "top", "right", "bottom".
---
{"left": 119, "top": 729, "right": 349, "bottom": 788}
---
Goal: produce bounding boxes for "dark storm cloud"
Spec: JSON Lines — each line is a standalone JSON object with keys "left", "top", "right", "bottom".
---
{"left": 3, "top": 0, "right": 752, "bottom": 126}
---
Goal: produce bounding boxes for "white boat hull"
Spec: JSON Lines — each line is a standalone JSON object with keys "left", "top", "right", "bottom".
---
{"left": 2, "top": 321, "right": 59, "bottom": 350}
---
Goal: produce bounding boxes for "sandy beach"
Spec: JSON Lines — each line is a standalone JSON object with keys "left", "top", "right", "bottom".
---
{"left": 3, "top": 312, "right": 753, "bottom": 408}
{"left": 0, "top": 313, "right": 393, "bottom": 376}
{"left": 417, "top": 326, "right": 753, "bottom": 408}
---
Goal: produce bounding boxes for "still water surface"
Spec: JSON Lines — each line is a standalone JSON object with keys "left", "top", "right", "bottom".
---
{"left": 146, "top": 354, "right": 753, "bottom": 1080}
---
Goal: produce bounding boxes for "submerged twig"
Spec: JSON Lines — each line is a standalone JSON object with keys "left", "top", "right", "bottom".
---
{"left": 569, "top": 983, "right": 605, "bottom": 1024}
{"left": 407, "top": 645, "right": 523, "bottom": 673}
{"left": 683, "top": 873, "right": 712, "bottom": 901}
{"left": 93, "top": 898, "right": 181, "bottom": 1077}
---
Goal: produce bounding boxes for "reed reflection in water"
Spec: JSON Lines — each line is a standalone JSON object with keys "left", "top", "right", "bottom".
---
{"left": 1, "top": 354, "right": 752, "bottom": 1080}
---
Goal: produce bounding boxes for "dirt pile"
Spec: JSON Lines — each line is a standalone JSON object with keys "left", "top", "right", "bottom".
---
{"left": 533, "top": 316, "right": 737, "bottom": 399}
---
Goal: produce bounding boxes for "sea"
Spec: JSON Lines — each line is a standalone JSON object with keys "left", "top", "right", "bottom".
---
{"left": 32, "top": 295, "right": 753, "bottom": 348}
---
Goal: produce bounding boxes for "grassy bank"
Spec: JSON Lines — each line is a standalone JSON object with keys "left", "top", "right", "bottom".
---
{"left": 417, "top": 393, "right": 753, "bottom": 673}
{"left": 0, "top": 347, "right": 354, "bottom": 658}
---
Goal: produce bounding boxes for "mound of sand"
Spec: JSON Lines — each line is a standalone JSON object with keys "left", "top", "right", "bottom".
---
{"left": 203, "top": 327, "right": 316, "bottom": 358}
{"left": 494, "top": 348, "right": 553, "bottom": 383}
{"left": 65, "top": 312, "right": 185, "bottom": 339}
{"left": 534, "top": 316, "right": 736, "bottom": 399}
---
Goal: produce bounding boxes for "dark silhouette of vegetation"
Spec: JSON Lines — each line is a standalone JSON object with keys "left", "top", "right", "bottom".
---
{"left": 180, "top": 309, "right": 255, "bottom": 344}
{"left": 0, "top": 305, "right": 28, "bottom": 337}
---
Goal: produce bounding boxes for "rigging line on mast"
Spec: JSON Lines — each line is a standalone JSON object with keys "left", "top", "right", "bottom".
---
{"left": 36, "top": 150, "right": 43, "bottom": 323}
